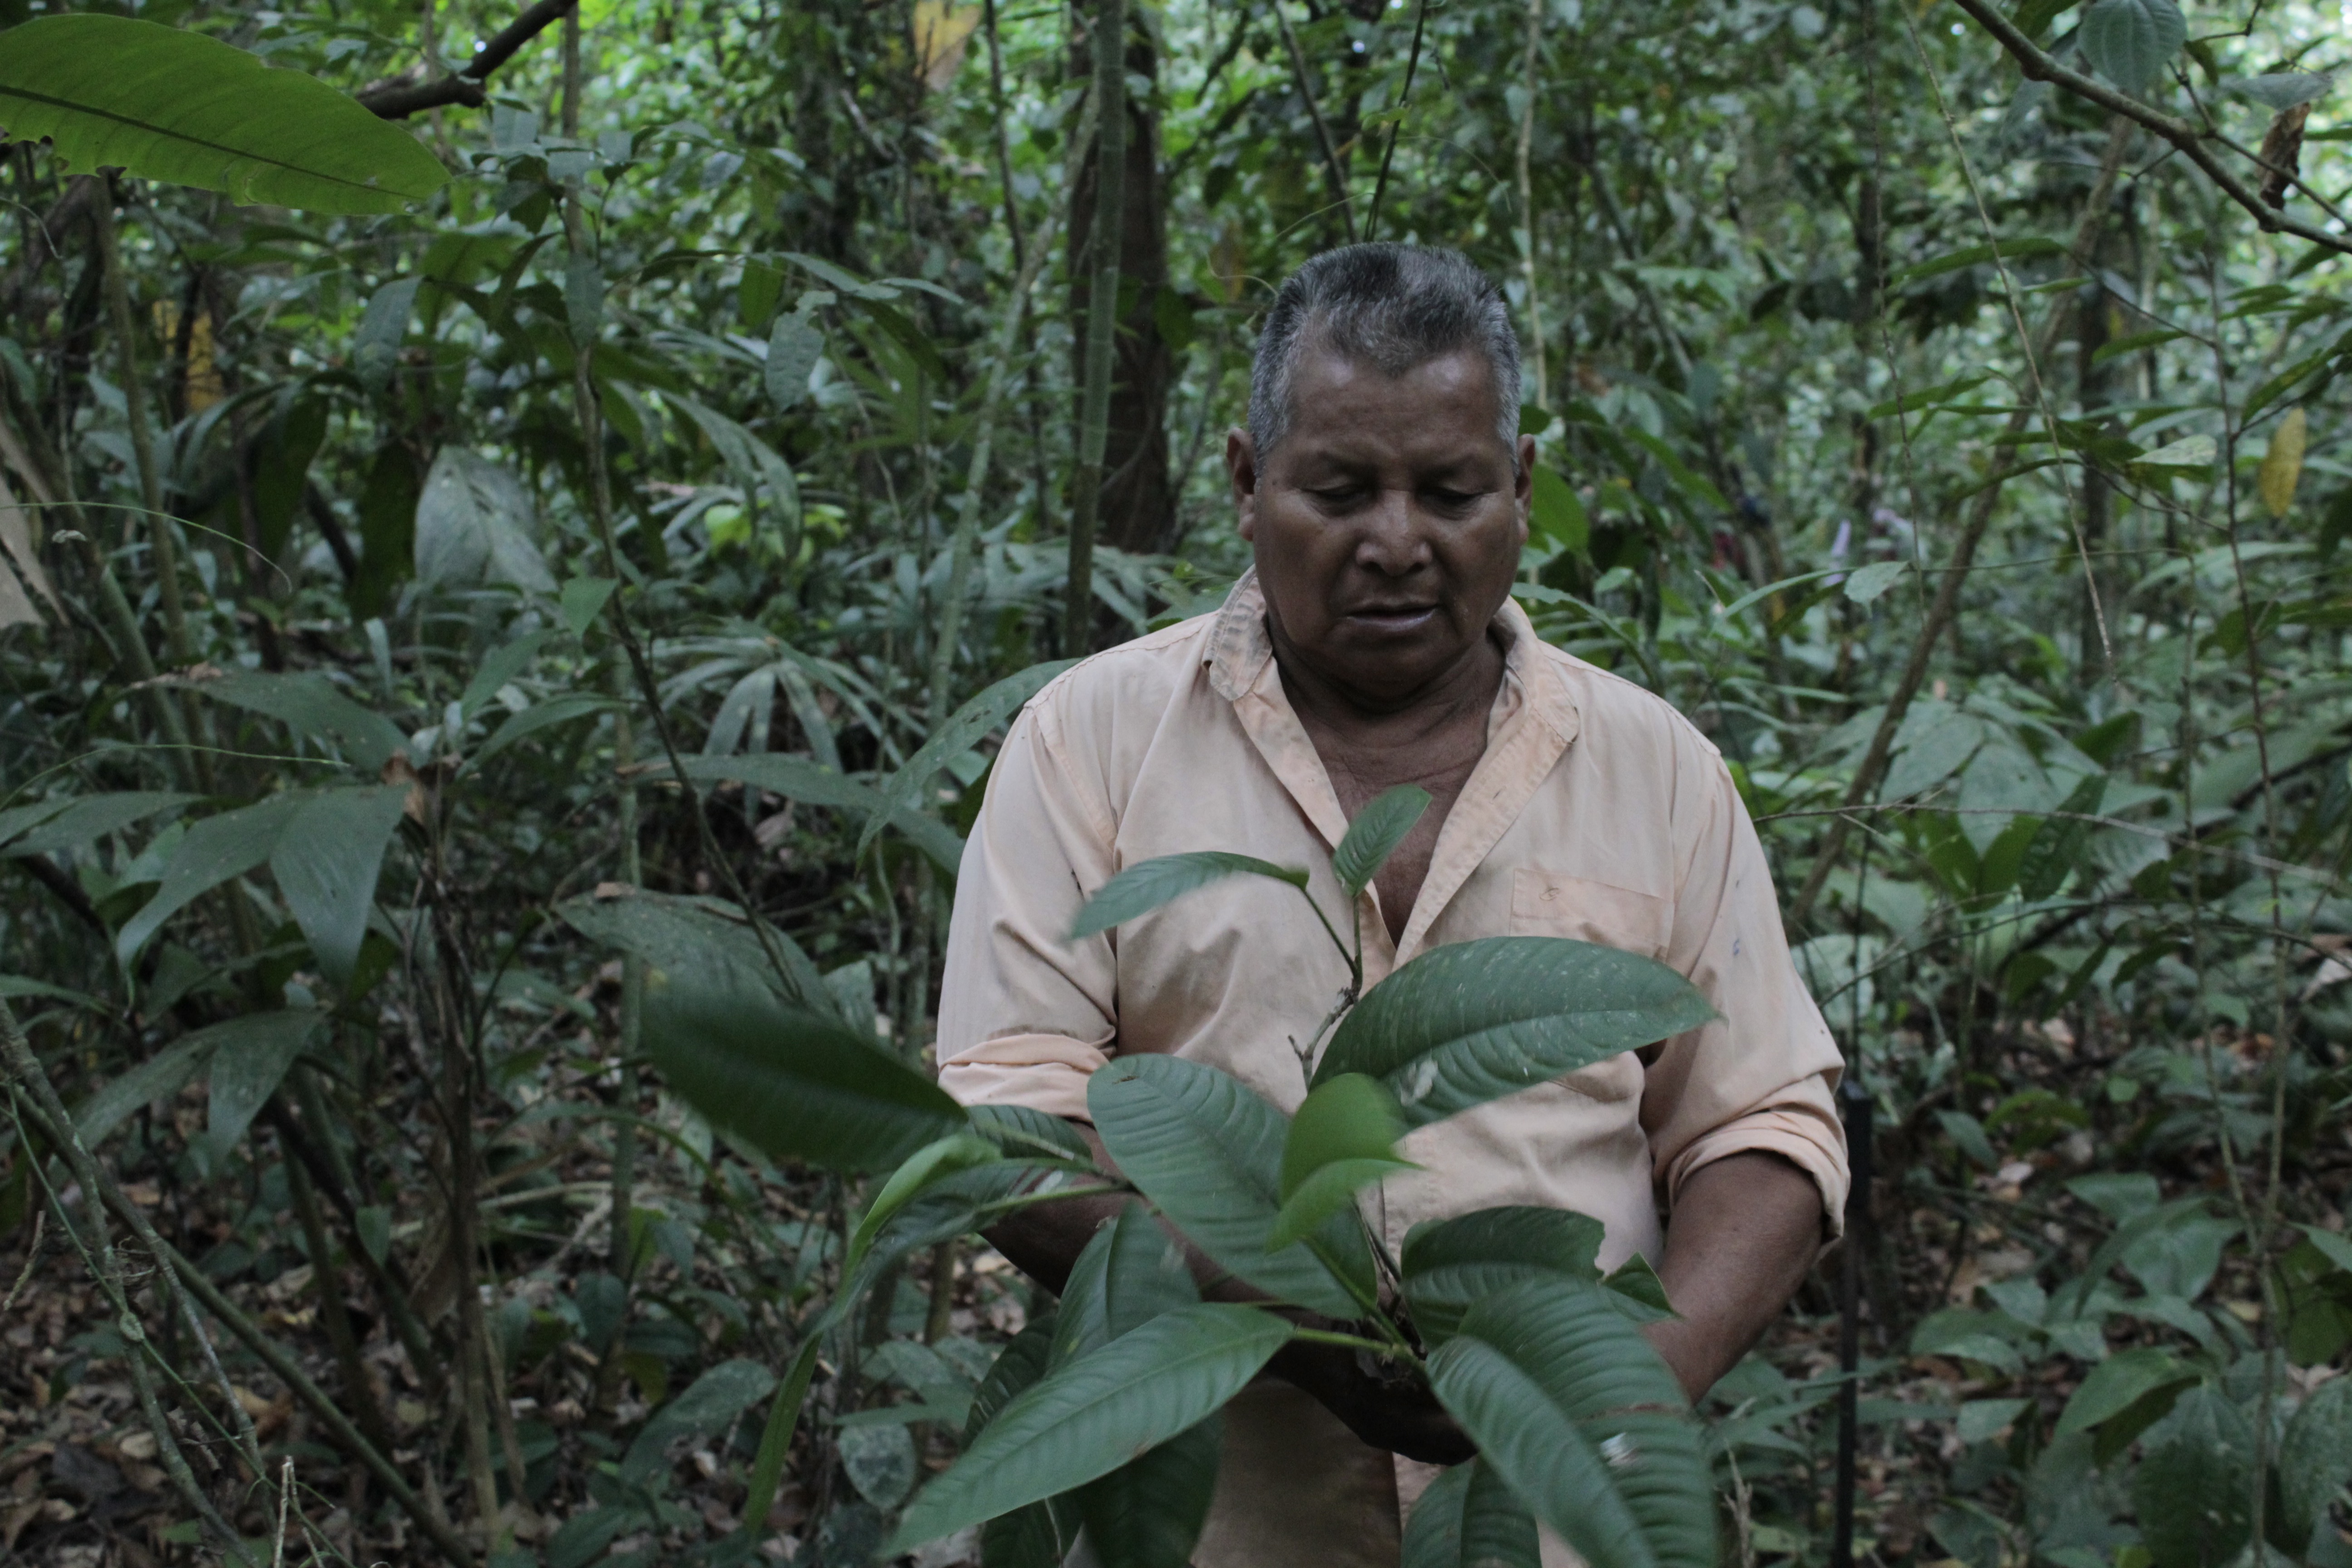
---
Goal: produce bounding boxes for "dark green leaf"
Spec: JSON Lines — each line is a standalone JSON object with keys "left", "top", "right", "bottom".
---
{"left": 1402, "top": 1205, "right": 1607, "bottom": 1345}
{"left": 2079, "top": 0, "right": 2187, "bottom": 93}
{"left": 1399, "top": 1456, "right": 1542, "bottom": 1568}
{"left": 681, "top": 752, "right": 962, "bottom": 874}
{"left": 1313, "top": 937, "right": 1715, "bottom": 1128}
{"left": 1079, "top": 1417, "right": 1222, "bottom": 1568}
{"left": 969, "top": 1103, "right": 1095, "bottom": 1162}
{"left": 860, "top": 658, "right": 1079, "bottom": 862}
{"left": 116, "top": 794, "right": 308, "bottom": 964}
{"left": 767, "top": 309, "right": 825, "bottom": 410}
{"left": 888, "top": 1303, "right": 1292, "bottom": 1553}
{"left": 2132, "top": 1385, "right": 2252, "bottom": 1568}
{"left": 0, "top": 16, "right": 449, "bottom": 212}
{"left": 187, "top": 670, "right": 408, "bottom": 774}
{"left": 1269, "top": 1074, "right": 1413, "bottom": 1251}
{"left": 1428, "top": 1279, "right": 1714, "bottom": 1568}
{"left": 1088, "top": 1054, "right": 1373, "bottom": 1318}
{"left": 268, "top": 785, "right": 408, "bottom": 983}
{"left": 1529, "top": 466, "right": 1588, "bottom": 553}
{"left": 415, "top": 447, "right": 553, "bottom": 593}
{"left": 1070, "top": 851, "right": 1311, "bottom": 940}
{"left": 0, "top": 793, "right": 196, "bottom": 859}
{"left": 1333, "top": 786, "right": 1431, "bottom": 901}
{"left": 620, "top": 1359, "right": 775, "bottom": 1485}
{"left": 642, "top": 983, "right": 968, "bottom": 1172}
{"left": 1053, "top": 1201, "right": 1200, "bottom": 1371}
{"left": 2280, "top": 1376, "right": 2352, "bottom": 1551}
{"left": 203, "top": 1010, "right": 327, "bottom": 1157}
{"left": 844, "top": 1132, "right": 1004, "bottom": 1277}
{"left": 558, "top": 887, "right": 828, "bottom": 1013}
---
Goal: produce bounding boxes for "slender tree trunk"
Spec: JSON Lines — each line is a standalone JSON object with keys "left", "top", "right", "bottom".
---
{"left": 1067, "top": 0, "right": 1171, "bottom": 559}
{"left": 2077, "top": 281, "right": 2116, "bottom": 683}
{"left": 1063, "top": 0, "right": 1126, "bottom": 653}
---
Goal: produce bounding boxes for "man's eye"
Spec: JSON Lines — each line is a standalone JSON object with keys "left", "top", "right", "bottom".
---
{"left": 1425, "top": 488, "right": 1481, "bottom": 510}
{"left": 1309, "top": 485, "right": 1366, "bottom": 506}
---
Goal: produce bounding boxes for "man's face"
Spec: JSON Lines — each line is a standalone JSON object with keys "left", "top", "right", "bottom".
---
{"left": 1229, "top": 344, "right": 1534, "bottom": 709}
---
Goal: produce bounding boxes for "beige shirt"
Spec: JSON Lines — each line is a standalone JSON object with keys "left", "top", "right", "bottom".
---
{"left": 937, "top": 572, "right": 1847, "bottom": 1274}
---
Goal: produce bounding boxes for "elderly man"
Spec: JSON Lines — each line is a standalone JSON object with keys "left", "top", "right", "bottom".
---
{"left": 936, "top": 245, "right": 1846, "bottom": 1567}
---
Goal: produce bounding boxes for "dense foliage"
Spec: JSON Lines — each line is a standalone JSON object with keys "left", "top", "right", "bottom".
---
{"left": 3, "top": 0, "right": 2352, "bottom": 1563}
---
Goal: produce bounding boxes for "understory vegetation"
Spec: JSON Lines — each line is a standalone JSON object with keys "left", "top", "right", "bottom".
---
{"left": 2, "top": 0, "right": 2352, "bottom": 1563}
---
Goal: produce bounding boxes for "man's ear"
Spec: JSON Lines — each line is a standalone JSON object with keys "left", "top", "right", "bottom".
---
{"left": 1226, "top": 427, "right": 1260, "bottom": 541}
{"left": 1512, "top": 434, "right": 1536, "bottom": 546}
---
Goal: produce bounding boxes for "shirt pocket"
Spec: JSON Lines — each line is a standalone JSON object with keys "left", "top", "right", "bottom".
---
{"left": 1509, "top": 867, "right": 1672, "bottom": 960}
{"left": 1505, "top": 869, "right": 1672, "bottom": 1105}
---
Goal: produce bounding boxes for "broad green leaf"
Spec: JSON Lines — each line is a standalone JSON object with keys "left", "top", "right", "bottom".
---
{"left": 681, "top": 752, "right": 963, "bottom": 874}
{"left": 0, "top": 16, "right": 448, "bottom": 213}
{"left": 1399, "top": 1456, "right": 1542, "bottom": 1568}
{"left": 1268, "top": 1073, "right": 1415, "bottom": 1251}
{"left": 0, "top": 793, "right": 196, "bottom": 859}
{"left": 1428, "top": 1279, "right": 1714, "bottom": 1568}
{"left": 1333, "top": 786, "right": 1431, "bottom": 901}
{"left": 844, "top": 1132, "right": 1004, "bottom": 1278}
{"left": 969, "top": 1103, "right": 1095, "bottom": 1162}
{"left": 643, "top": 982, "right": 968, "bottom": 1173}
{"left": 268, "top": 785, "right": 408, "bottom": 983}
{"left": 559, "top": 887, "right": 829, "bottom": 1013}
{"left": 1070, "top": 851, "right": 1310, "bottom": 940}
{"left": 859, "top": 658, "right": 1080, "bottom": 861}
{"left": 620, "top": 1358, "right": 775, "bottom": 1485}
{"left": 415, "top": 447, "right": 554, "bottom": 593}
{"left": 468, "top": 694, "right": 618, "bottom": 771}
{"left": 73, "top": 1028, "right": 215, "bottom": 1148}
{"left": 2132, "top": 1385, "right": 2252, "bottom": 1568}
{"left": 1842, "top": 561, "right": 1906, "bottom": 604}
{"left": 888, "top": 1303, "right": 1292, "bottom": 1553}
{"left": 2079, "top": 0, "right": 2186, "bottom": 93}
{"left": 767, "top": 309, "right": 825, "bottom": 410}
{"left": 2280, "top": 1377, "right": 2352, "bottom": 1551}
{"left": 2227, "top": 71, "right": 2335, "bottom": 110}
{"left": 1402, "top": 1205, "right": 1606, "bottom": 1345}
{"left": 840, "top": 1422, "right": 919, "bottom": 1509}
{"left": 1088, "top": 1054, "right": 1373, "bottom": 1318}
{"left": 663, "top": 391, "right": 802, "bottom": 526}
{"left": 963, "top": 1317, "right": 1076, "bottom": 1568}
{"left": 1601, "top": 1254, "right": 1676, "bottom": 1322}
{"left": 2016, "top": 773, "right": 2106, "bottom": 902}
{"left": 117, "top": 794, "right": 308, "bottom": 965}
{"left": 1891, "top": 237, "right": 2064, "bottom": 287}
{"left": 1529, "top": 466, "right": 1588, "bottom": 553}
{"left": 202, "top": 1010, "right": 327, "bottom": 1158}
{"left": 2260, "top": 407, "right": 2309, "bottom": 519}
{"left": 459, "top": 628, "right": 556, "bottom": 721}
{"left": 1053, "top": 1201, "right": 1200, "bottom": 1369}
{"left": 1080, "top": 1417, "right": 1222, "bottom": 1568}
{"left": 353, "top": 276, "right": 420, "bottom": 392}
{"left": 186, "top": 670, "right": 408, "bottom": 774}
{"left": 559, "top": 577, "right": 618, "bottom": 638}
{"left": 546, "top": 1506, "right": 635, "bottom": 1568}
{"left": 1312, "top": 937, "right": 1715, "bottom": 1128}
{"left": 2056, "top": 1348, "right": 2195, "bottom": 1438}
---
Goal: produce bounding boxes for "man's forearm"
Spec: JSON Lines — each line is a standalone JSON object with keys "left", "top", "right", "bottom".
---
{"left": 1642, "top": 1151, "right": 1826, "bottom": 1401}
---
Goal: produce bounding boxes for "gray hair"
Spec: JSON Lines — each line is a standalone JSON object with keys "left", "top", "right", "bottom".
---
{"left": 1247, "top": 243, "right": 1523, "bottom": 459}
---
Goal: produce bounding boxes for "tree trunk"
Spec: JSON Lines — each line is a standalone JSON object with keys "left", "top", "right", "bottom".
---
{"left": 1068, "top": 7, "right": 1172, "bottom": 558}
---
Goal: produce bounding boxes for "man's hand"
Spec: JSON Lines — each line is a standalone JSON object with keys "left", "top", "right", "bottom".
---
{"left": 1266, "top": 1319, "right": 1473, "bottom": 1465}
{"left": 1642, "top": 1151, "right": 1826, "bottom": 1402}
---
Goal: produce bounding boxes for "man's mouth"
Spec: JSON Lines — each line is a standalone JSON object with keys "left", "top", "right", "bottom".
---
{"left": 1343, "top": 603, "right": 1438, "bottom": 631}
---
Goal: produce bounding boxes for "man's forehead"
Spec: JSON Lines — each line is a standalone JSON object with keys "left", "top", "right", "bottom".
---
{"left": 1273, "top": 347, "right": 1508, "bottom": 468}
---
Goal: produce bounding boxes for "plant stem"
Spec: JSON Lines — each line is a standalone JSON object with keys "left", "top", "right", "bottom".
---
{"left": 93, "top": 184, "right": 194, "bottom": 670}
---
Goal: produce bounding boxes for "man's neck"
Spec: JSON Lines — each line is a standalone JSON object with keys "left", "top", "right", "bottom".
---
{"left": 1265, "top": 619, "right": 1508, "bottom": 744}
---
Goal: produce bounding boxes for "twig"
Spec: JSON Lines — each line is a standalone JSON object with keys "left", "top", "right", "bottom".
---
{"left": 2, "top": 1208, "right": 43, "bottom": 1313}
{"left": 359, "top": 0, "right": 579, "bottom": 119}
{"left": 1945, "top": 0, "right": 2352, "bottom": 256}
{"left": 1364, "top": 0, "right": 1429, "bottom": 244}
{"left": 1273, "top": 0, "right": 1356, "bottom": 243}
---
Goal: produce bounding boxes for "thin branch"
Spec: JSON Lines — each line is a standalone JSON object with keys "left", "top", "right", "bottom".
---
{"left": 1273, "top": 0, "right": 1357, "bottom": 244}
{"left": 359, "top": 0, "right": 578, "bottom": 120}
{"left": 1945, "top": 0, "right": 2352, "bottom": 256}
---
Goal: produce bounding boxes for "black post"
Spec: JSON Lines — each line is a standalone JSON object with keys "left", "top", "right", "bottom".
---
{"left": 1832, "top": 1073, "right": 1876, "bottom": 1568}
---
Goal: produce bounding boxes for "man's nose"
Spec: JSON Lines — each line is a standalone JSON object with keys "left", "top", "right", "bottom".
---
{"left": 1353, "top": 487, "right": 1432, "bottom": 574}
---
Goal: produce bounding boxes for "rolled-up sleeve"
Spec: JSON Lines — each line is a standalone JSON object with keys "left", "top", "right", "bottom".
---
{"left": 935, "top": 692, "right": 1120, "bottom": 1122}
{"left": 1642, "top": 757, "right": 1849, "bottom": 1234}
